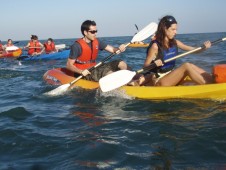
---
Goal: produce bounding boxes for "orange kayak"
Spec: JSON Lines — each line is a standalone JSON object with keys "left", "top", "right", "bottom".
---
{"left": 43, "top": 68, "right": 99, "bottom": 89}
{"left": 0, "top": 48, "right": 22, "bottom": 58}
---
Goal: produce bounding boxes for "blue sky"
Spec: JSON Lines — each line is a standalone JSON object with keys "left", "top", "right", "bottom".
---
{"left": 1, "top": 0, "right": 226, "bottom": 41}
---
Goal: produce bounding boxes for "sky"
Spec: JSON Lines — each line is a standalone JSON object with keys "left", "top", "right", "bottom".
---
{"left": 1, "top": 0, "right": 226, "bottom": 41}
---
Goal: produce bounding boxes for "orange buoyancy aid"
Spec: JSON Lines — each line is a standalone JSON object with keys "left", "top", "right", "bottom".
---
{"left": 0, "top": 44, "right": 3, "bottom": 52}
{"left": 28, "top": 41, "right": 41, "bottom": 55}
{"left": 213, "top": 64, "right": 226, "bottom": 83}
{"left": 44, "top": 42, "right": 55, "bottom": 54}
{"left": 73, "top": 38, "right": 99, "bottom": 70}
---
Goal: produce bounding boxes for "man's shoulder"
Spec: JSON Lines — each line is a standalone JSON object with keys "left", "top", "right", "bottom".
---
{"left": 96, "top": 38, "right": 107, "bottom": 50}
{"left": 71, "top": 41, "right": 81, "bottom": 49}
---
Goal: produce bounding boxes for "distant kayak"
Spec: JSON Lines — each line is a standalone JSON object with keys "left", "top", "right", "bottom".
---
{"left": 0, "top": 48, "right": 22, "bottom": 58}
{"left": 17, "top": 49, "right": 70, "bottom": 61}
{"left": 128, "top": 43, "right": 149, "bottom": 48}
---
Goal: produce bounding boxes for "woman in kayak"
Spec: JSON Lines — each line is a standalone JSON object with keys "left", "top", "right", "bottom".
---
{"left": 134, "top": 15, "right": 213, "bottom": 86}
{"left": 66, "top": 20, "right": 129, "bottom": 82}
{"left": 41, "top": 38, "right": 58, "bottom": 54}
{"left": 24, "top": 35, "right": 44, "bottom": 56}
{"left": 4, "top": 39, "right": 14, "bottom": 47}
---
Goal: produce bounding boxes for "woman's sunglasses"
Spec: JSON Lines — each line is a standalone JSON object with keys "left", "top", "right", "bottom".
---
{"left": 166, "top": 16, "right": 177, "bottom": 24}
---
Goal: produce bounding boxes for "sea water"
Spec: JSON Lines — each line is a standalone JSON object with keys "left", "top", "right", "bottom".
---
{"left": 1, "top": 32, "right": 226, "bottom": 169}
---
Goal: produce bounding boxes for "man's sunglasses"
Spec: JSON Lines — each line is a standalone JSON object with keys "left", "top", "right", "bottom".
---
{"left": 88, "top": 30, "right": 98, "bottom": 34}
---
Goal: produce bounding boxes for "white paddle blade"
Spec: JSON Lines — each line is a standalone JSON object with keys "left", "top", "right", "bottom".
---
{"left": 6, "top": 46, "right": 19, "bottom": 51}
{"left": 55, "top": 44, "right": 66, "bottom": 50}
{"left": 99, "top": 70, "right": 136, "bottom": 92}
{"left": 131, "top": 22, "right": 157, "bottom": 43}
{"left": 44, "top": 83, "right": 70, "bottom": 96}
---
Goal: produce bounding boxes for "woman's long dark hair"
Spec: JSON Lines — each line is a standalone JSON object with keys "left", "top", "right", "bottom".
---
{"left": 155, "top": 15, "right": 177, "bottom": 49}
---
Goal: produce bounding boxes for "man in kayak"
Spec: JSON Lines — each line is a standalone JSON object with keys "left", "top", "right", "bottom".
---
{"left": 133, "top": 15, "right": 213, "bottom": 86}
{"left": 66, "top": 20, "right": 129, "bottom": 82}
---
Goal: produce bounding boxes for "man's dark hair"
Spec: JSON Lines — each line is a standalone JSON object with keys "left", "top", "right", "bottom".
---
{"left": 81, "top": 20, "right": 96, "bottom": 36}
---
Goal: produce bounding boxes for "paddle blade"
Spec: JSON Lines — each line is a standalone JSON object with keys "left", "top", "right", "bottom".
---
{"left": 44, "top": 83, "right": 70, "bottom": 96}
{"left": 99, "top": 70, "right": 136, "bottom": 92}
{"left": 55, "top": 44, "right": 66, "bottom": 50}
{"left": 131, "top": 22, "right": 157, "bottom": 43}
{"left": 6, "top": 46, "right": 19, "bottom": 51}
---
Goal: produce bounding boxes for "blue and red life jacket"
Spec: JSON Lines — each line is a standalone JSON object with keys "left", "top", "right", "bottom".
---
{"left": 147, "top": 40, "right": 178, "bottom": 73}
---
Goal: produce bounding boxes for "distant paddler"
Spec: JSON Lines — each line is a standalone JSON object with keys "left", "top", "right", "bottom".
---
{"left": 0, "top": 40, "right": 4, "bottom": 55}
{"left": 4, "top": 39, "right": 14, "bottom": 47}
{"left": 24, "top": 35, "right": 44, "bottom": 56}
{"left": 41, "top": 38, "right": 58, "bottom": 54}
{"left": 4, "top": 39, "right": 18, "bottom": 53}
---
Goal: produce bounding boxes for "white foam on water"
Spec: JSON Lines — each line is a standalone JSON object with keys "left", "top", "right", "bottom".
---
{"left": 97, "top": 88, "right": 134, "bottom": 100}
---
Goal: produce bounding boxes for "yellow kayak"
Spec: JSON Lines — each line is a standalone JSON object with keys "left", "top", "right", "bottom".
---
{"left": 128, "top": 43, "right": 149, "bottom": 48}
{"left": 43, "top": 68, "right": 226, "bottom": 101}
{"left": 121, "top": 84, "right": 226, "bottom": 100}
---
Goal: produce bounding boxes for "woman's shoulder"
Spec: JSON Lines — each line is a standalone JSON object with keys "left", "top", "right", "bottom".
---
{"left": 151, "top": 42, "right": 159, "bottom": 50}
{"left": 175, "top": 39, "right": 182, "bottom": 45}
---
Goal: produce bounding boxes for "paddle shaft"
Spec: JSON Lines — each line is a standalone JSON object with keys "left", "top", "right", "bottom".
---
{"left": 26, "top": 47, "right": 43, "bottom": 49}
{"left": 135, "top": 24, "right": 139, "bottom": 31}
{"left": 136, "top": 37, "right": 226, "bottom": 74}
{"left": 13, "top": 41, "right": 19, "bottom": 44}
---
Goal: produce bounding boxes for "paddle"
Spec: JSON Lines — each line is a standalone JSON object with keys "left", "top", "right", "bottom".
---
{"left": 5, "top": 46, "right": 19, "bottom": 51}
{"left": 44, "top": 22, "right": 158, "bottom": 96}
{"left": 13, "top": 41, "right": 19, "bottom": 45}
{"left": 135, "top": 24, "right": 139, "bottom": 32}
{"left": 24, "top": 47, "right": 43, "bottom": 49}
{"left": 134, "top": 24, "right": 145, "bottom": 44}
{"left": 55, "top": 44, "right": 66, "bottom": 50}
{"left": 23, "top": 44, "right": 65, "bottom": 50}
{"left": 99, "top": 37, "right": 226, "bottom": 92}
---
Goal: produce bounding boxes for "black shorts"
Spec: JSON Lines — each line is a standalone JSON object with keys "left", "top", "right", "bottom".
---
{"left": 74, "top": 59, "right": 122, "bottom": 82}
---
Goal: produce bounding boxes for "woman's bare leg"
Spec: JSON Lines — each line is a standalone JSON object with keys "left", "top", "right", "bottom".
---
{"left": 188, "top": 63, "right": 213, "bottom": 83}
{"left": 156, "top": 62, "right": 212, "bottom": 86}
